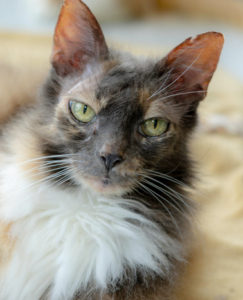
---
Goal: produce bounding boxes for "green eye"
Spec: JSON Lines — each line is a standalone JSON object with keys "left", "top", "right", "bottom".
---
{"left": 140, "top": 118, "right": 169, "bottom": 137}
{"left": 69, "top": 100, "right": 96, "bottom": 123}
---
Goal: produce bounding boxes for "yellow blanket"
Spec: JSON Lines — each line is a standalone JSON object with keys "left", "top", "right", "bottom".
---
{"left": 1, "top": 33, "right": 243, "bottom": 300}
{"left": 177, "top": 71, "right": 243, "bottom": 300}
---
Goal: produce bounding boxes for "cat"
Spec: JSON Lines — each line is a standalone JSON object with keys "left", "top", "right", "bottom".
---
{"left": 0, "top": 0, "right": 223, "bottom": 299}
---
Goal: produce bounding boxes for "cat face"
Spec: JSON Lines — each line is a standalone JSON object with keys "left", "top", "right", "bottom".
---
{"left": 49, "top": 61, "right": 184, "bottom": 195}
{"left": 38, "top": 0, "right": 223, "bottom": 196}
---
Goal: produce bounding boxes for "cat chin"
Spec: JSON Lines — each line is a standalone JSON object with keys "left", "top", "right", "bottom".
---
{"left": 80, "top": 176, "right": 130, "bottom": 197}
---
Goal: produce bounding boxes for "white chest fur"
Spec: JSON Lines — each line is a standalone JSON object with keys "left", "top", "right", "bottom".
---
{"left": 0, "top": 165, "right": 182, "bottom": 300}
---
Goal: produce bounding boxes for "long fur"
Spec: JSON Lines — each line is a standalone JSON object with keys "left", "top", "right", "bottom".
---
{"left": 0, "top": 2, "right": 223, "bottom": 299}
{"left": 0, "top": 164, "right": 183, "bottom": 300}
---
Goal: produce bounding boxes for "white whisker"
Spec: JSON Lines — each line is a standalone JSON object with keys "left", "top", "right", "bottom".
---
{"left": 144, "top": 169, "right": 190, "bottom": 188}
{"left": 16, "top": 153, "right": 79, "bottom": 167}
{"left": 148, "top": 53, "right": 201, "bottom": 100}
{"left": 141, "top": 175, "right": 191, "bottom": 210}
{"left": 148, "top": 68, "right": 174, "bottom": 100}
{"left": 141, "top": 179, "right": 185, "bottom": 215}
{"left": 137, "top": 181, "right": 182, "bottom": 237}
{"left": 157, "top": 90, "right": 205, "bottom": 101}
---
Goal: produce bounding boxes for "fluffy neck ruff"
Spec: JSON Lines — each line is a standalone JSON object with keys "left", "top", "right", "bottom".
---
{"left": 0, "top": 164, "right": 183, "bottom": 300}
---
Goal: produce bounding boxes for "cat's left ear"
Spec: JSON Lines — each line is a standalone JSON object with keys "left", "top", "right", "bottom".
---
{"left": 156, "top": 32, "right": 224, "bottom": 102}
{"left": 51, "top": 0, "right": 109, "bottom": 76}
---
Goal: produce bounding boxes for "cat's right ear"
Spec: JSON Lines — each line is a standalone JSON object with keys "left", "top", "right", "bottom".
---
{"left": 51, "top": 0, "right": 109, "bottom": 77}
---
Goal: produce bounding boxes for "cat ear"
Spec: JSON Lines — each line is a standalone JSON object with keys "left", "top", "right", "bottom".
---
{"left": 51, "top": 0, "right": 109, "bottom": 76}
{"left": 157, "top": 32, "right": 224, "bottom": 102}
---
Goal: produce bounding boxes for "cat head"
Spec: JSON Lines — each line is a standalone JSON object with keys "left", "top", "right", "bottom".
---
{"left": 37, "top": 0, "right": 223, "bottom": 196}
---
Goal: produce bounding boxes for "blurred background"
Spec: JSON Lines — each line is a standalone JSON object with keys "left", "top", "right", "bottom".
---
{"left": 0, "top": 0, "right": 243, "bottom": 82}
{"left": 1, "top": 3, "right": 243, "bottom": 298}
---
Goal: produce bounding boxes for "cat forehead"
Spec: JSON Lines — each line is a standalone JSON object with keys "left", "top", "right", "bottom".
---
{"left": 58, "top": 58, "right": 181, "bottom": 124}
{"left": 59, "top": 61, "right": 157, "bottom": 112}
{"left": 59, "top": 64, "right": 181, "bottom": 123}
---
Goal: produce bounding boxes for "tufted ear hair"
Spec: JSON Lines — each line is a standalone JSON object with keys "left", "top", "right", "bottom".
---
{"left": 51, "top": 0, "right": 109, "bottom": 77}
{"left": 156, "top": 32, "right": 224, "bottom": 103}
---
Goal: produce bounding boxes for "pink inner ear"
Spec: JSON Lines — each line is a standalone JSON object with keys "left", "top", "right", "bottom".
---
{"left": 165, "top": 32, "right": 224, "bottom": 92}
{"left": 52, "top": 0, "right": 109, "bottom": 76}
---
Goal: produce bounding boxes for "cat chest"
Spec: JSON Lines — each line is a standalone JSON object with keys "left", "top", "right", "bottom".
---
{"left": 0, "top": 189, "right": 174, "bottom": 300}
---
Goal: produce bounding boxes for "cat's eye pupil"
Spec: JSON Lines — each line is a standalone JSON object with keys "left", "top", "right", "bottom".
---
{"left": 153, "top": 119, "right": 158, "bottom": 129}
{"left": 69, "top": 100, "right": 96, "bottom": 123}
{"left": 83, "top": 105, "right": 88, "bottom": 114}
{"left": 140, "top": 118, "right": 169, "bottom": 137}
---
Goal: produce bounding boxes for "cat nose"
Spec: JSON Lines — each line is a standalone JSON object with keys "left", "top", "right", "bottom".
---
{"left": 100, "top": 153, "right": 123, "bottom": 172}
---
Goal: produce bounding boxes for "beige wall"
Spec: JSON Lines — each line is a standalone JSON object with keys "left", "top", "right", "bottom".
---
{"left": 30, "top": 0, "right": 243, "bottom": 27}
{"left": 119, "top": 0, "right": 243, "bottom": 27}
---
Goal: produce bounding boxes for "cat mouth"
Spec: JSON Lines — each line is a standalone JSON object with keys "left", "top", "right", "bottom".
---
{"left": 81, "top": 175, "right": 131, "bottom": 196}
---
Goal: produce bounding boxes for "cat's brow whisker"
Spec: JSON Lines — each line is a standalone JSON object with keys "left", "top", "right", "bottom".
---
{"left": 147, "top": 68, "right": 174, "bottom": 100}
{"left": 160, "top": 68, "right": 174, "bottom": 89}
{"left": 156, "top": 90, "right": 206, "bottom": 102}
{"left": 148, "top": 53, "right": 201, "bottom": 101}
